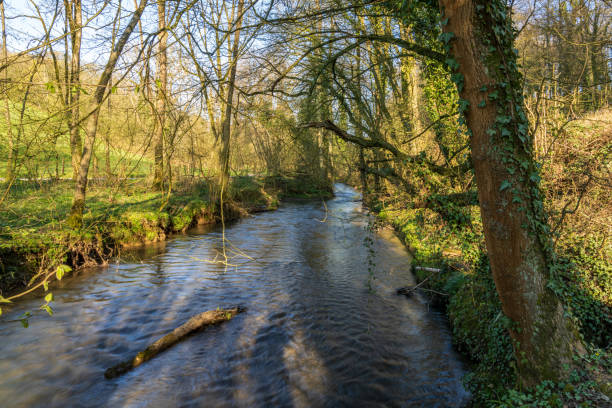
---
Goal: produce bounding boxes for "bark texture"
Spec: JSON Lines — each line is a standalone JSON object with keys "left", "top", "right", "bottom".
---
{"left": 68, "top": 0, "right": 148, "bottom": 228}
{"left": 1, "top": 2, "right": 14, "bottom": 182}
{"left": 65, "top": 0, "right": 83, "bottom": 181}
{"left": 218, "top": 0, "right": 245, "bottom": 198}
{"left": 439, "top": 0, "right": 580, "bottom": 386}
{"left": 104, "top": 307, "right": 246, "bottom": 379}
{"left": 152, "top": 0, "right": 167, "bottom": 191}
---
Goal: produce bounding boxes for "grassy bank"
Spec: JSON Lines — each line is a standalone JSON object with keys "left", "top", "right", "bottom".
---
{"left": 0, "top": 174, "right": 333, "bottom": 297}
{"left": 373, "top": 201, "right": 611, "bottom": 407}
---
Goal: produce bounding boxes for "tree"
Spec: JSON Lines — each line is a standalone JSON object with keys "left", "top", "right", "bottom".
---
{"left": 217, "top": 0, "right": 245, "bottom": 198}
{"left": 290, "top": 0, "right": 589, "bottom": 386}
{"left": 1, "top": 0, "right": 15, "bottom": 182}
{"left": 68, "top": 0, "right": 148, "bottom": 228}
{"left": 152, "top": 0, "right": 168, "bottom": 191}
{"left": 438, "top": 0, "right": 581, "bottom": 386}
{"left": 180, "top": 0, "right": 256, "bottom": 199}
{"left": 64, "top": 0, "right": 83, "bottom": 181}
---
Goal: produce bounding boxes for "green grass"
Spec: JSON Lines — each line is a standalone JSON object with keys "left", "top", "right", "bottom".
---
{"left": 0, "top": 99, "right": 153, "bottom": 180}
{"left": 1, "top": 180, "right": 166, "bottom": 232}
{"left": 0, "top": 178, "right": 212, "bottom": 293}
{"left": 0, "top": 174, "right": 334, "bottom": 295}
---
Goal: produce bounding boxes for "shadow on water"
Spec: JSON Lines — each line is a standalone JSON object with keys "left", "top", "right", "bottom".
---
{"left": 0, "top": 184, "right": 470, "bottom": 407}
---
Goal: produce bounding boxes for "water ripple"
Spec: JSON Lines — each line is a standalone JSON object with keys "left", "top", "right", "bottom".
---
{"left": 0, "top": 184, "right": 469, "bottom": 407}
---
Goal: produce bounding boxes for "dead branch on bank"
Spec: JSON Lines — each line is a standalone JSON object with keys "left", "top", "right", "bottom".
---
{"left": 396, "top": 266, "right": 446, "bottom": 297}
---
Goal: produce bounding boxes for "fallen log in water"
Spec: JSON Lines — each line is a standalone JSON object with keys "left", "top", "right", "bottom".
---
{"left": 104, "top": 306, "right": 246, "bottom": 379}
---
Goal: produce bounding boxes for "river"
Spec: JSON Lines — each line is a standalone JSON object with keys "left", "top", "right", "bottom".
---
{"left": 0, "top": 184, "right": 470, "bottom": 407}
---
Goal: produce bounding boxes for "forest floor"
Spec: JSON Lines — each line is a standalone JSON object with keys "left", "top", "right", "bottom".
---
{"left": 0, "top": 175, "right": 333, "bottom": 297}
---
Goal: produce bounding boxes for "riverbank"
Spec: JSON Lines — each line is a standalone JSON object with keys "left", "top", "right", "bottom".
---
{"left": 0, "top": 175, "right": 333, "bottom": 297}
{"left": 372, "top": 201, "right": 611, "bottom": 406}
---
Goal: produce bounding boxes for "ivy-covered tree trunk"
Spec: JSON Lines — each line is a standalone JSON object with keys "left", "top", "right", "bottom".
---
{"left": 438, "top": 0, "right": 581, "bottom": 387}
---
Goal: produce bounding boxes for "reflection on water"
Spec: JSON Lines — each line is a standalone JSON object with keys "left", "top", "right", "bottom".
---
{"left": 0, "top": 184, "right": 470, "bottom": 407}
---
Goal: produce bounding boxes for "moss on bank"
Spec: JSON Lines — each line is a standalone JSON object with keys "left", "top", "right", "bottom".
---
{"left": 0, "top": 175, "right": 330, "bottom": 296}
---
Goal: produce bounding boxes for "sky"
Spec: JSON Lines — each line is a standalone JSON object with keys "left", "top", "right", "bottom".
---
{"left": 3, "top": 0, "right": 157, "bottom": 66}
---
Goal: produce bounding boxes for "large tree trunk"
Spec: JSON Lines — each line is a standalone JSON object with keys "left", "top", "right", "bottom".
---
{"left": 68, "top": 0, "right": 148, "bottom": 228}
{"left": 438, "top": 0, "right": 580, "bottom": 387}
{"left": 152, "top": 0, "right": 167, "bottom": 191}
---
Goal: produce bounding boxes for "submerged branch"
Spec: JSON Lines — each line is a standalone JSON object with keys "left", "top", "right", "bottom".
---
{"left": 104, "top": 307, "right": 246, "bottom": 379}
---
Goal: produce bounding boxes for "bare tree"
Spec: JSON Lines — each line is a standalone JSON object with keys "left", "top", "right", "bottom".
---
{"left": 152, "top": 0, "right": 168, "bottom": 190}
{"left": 1, "top": 1, "right": 14, "bottom": 182}
{"left": 65, "top": 0, "right": 83, "bottom": 180}
{"left": 68, "top": 0, "right": 149, "bottom": 228}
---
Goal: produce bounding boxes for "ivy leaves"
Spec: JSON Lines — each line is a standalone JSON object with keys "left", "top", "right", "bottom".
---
{"left": 499, "top": 180, "right": 511, "bottom": 192}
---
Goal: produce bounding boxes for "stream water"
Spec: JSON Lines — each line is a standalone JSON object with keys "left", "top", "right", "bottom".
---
{"left": 0, "top": 184, "right": 470, "bottom": 407}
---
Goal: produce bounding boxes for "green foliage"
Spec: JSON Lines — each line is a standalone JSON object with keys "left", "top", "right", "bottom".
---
{"left": 19, "top": 311, "right": 31, "bottom": 328}
{"left": 493, "top": 351, "right": 612, "bottom": 407}
{"left": 378, "top": 199, "right": 610, "bottom": 406}
{"left": 426, "top": 194, "right": 474, "bottom": 229}
{"left": 230, "top": 176, "right": 278, "bottom": 209}
{"left": 551, "top": 234, "right": 612, "bottom": 348}
{"left": 449, "top": 256, "right": 516, "bottom": 404}
{"left": 172, "top": 199, "right": 211, "bottom": 232}
{"left": 55, "top": 265, "right": 71, "bottom": 281}
{"left": 110, "top": 210, "right": 171, "bottom": 244}
{"left": 379, "top": 207, "right": 442, "bottom": 264}
{"left": 263, "top": 175, "right": 333, "bottom": 199}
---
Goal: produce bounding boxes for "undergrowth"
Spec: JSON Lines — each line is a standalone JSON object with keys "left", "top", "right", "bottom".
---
{"left": 377, "top": 201, "right": 611, "bottom": 407}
